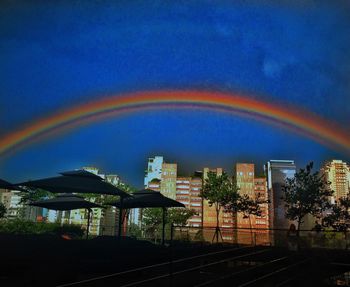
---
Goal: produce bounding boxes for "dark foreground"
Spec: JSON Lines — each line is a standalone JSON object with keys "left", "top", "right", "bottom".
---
{"left": 0, "top": 235, "right": 349, "bottom": 287}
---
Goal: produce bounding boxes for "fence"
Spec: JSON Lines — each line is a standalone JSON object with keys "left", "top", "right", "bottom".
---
{"left": 94, "top": 223, "right": 350, "bottom": 250}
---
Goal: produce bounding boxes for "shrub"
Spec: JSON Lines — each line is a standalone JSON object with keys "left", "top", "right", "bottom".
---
{"left": 0, "top": 219, "right": 85, "bottom": 238}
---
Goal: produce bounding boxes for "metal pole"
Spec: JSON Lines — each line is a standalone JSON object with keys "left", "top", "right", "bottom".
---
{"left": 86, "top": 208, "right": 91, "bottom": 240}
{"left": 118, "top": 197, "right": 124, "bottom": 239}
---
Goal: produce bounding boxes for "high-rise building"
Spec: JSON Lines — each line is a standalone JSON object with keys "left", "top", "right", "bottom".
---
{"left": 264, "top": 160, "right": 296, "bottom": 230}
{"left": 321, "top": 160, "right": 350, "bottom": 201}
{"left": 144, "top": 156, "right": 164, "bottom": 187}
{"left": 176, "top": 177, "right": 202, "bottom": 227}
{"left": 160, "top": 163, "right": 177, "bottom": 199}
{"left": 235, "top": 163, "right": 255, "bottom": 231}
{"left": 144, "top": 156, "right": 177, "bottom": 199}
{"left": 0, "top": 189, "right": 23, "bottom": 219}
{"left": 235, "top": 164, "right": 269, "bottom": 244}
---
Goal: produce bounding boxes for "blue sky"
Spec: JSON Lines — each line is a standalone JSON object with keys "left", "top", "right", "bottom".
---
{"left": 1, "top": 1, "right": 349, "bottom": 187}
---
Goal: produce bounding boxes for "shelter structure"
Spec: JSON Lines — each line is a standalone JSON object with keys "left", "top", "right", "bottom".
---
{"left": 17, "top": 170, "right": 130, "bottom": 237}
{"left": 29, "top": 193, "right": 102, "bottom": 239}
{"left": 112, "top": 189, "right": 185, "bottom": 244}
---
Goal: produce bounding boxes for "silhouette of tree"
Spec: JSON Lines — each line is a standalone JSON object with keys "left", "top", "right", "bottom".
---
{"left": 282, "top": 162, "right": 333, "bottom": 235}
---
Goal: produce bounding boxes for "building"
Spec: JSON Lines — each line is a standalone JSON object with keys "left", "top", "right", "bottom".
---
{"left": 202, "top": 167, "right": 235, "bottom": 241}
{"left": 0, "top": 189, "right": 23, "bottom": 219}
{"left": 144, "top": 156, "right": 177, "bottom": 199}
{"left": 235, "top": 164, "right": 269, "bottom": 245}
{"left": 321, "top": 160, "right": 350, "bottom": 201}
{"left": 144, "top": 156, "right": 164, "bottom": 187}
{"left": 235, "top": 163, "right": 255, "bottom": 232}
{"left": 160, "top": 163, "right": 177, "bottom": 199}
{"left": 264, "top": 160, "right": 296, "bottom": 230}
{"left": 175, "top": 177, "right": 202, "bottom": 227}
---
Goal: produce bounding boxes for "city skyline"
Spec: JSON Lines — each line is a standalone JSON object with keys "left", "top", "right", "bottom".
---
{"left": 1, "top": 1, "right": 350, "bottom": 187}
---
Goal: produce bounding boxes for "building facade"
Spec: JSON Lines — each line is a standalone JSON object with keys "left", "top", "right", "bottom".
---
{"left": 160, "top": 163, "right": 177, "bottom": 199}
{"left": 175, "top": 177, "right": 202, "bottom": 227}
{"left": 321, "top": 160, "right": 350, "bottom": 201}
{"left": 235, "top": 164, "right": 269, "bottom": 244}
{"left": 264, "top": 160, "right": 296, "bottom": 230}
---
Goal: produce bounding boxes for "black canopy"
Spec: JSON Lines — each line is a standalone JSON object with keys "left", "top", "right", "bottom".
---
{"left": 0, "top": 178, "right": 25, "bottom": 191}
{"left": 29, "top": 194, "right": 102, "bottom": 210}
{"left": 112, "top": 191, "right": 184, "bottom": 209}
{"left": 29, "top": 194, "right": 102, "bottom": 239}
{"left": 17, "top": 170, "right": 129, "bottom": 197}
{"left": 112, "top": 191, "right": 184, "bottom": 244}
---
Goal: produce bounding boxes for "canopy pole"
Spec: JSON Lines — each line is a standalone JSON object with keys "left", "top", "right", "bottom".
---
{"left": 162, "top": 207, "right": 166, "bottom": 245}
{"left": 86, "top": 208, "right": 91, "bottom": 240}
{"left": 118, "top": 197, "right": 124, "bottom": 239}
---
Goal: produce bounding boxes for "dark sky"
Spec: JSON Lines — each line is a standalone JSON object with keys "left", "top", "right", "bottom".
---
{"left": 1, "top": 1, "right": 349, "bottom": 187}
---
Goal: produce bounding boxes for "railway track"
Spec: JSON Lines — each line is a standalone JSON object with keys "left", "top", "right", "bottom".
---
{"left": 56, "top": 246, "right": 313, "bottom": 287}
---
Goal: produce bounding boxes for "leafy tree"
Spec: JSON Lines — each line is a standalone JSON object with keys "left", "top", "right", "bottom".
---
{"left": 323, "top": 196, "right": 350, "bottom": 232}
{"left": 168, "top": 208, "right": 197, "bottom": 229}
{"left": 142, "top": 208, "right": 163, "bottom": 241}
{"left": 282, "top": 162, "right": 333, "bottom": 234}
{"left": 19, "top": 188, "right": 54, "bottom": 205}
{"left": 201, "top": 171, "right": 240, "bottom": 242}
{"left": 0, "top": 202, "right": 7, "bottom": 219}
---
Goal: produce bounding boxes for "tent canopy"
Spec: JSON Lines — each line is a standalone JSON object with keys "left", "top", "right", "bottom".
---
{"left": 0, "top": 178, "right": 25, "bottom": 192}
{"left": 29, "top": 194, "right": 102, "bottom": 211}
{"left": 112, "top": 191, "right": 185, "bottom": 209}
{"left": 17, "top": 170, "right": 130, "bottom": 197}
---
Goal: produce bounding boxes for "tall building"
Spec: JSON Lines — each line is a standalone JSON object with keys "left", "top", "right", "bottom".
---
{"left": 176, "top": 177, "right": 202, "bottom": 227}
{"left": 0, "top": 189, "right": 23, "bottom": 219}
{"left": 160, "top": 163, "right": 177, "bottom": 199}
{"left": 144, "top": 156, "right": 177, "bottom": 199}
{"left": 144, "top": 156, "right": 164, "bottom": 187}
{"left": 235, "top": 164, "right": 269, "bottom": 244}
{"left": 264, "top": 160, "right": 296, "bottom": 230}
{"left": 235, "top": 163, "right": 255, "bottom": 231}
{"left": 321, "top": 160, "right": 350, "bottom": 201}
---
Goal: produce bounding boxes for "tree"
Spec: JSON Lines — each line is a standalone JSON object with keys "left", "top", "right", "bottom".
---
{"left": 237, "top": 194, "right": 264, "bottom": 244}
{"left": 142, "top": 208, "right": 163, "bottom": 242}
{"left": 323, "top": 196, "right": 350, "bottom": 232}
{"left": 0, "top": 202, "right": 7, "bottom": 219}
{"left": 201, "top": 171, "right": 240, "bottom": 242}
{"left": 168, "top": 208, "right": 197, "bottom": 230}
{"left": 282, "top": 162, "right": 333, "bottom": 234}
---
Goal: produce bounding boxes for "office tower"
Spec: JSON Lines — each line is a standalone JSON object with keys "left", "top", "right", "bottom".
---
{"left": 321, "top": 160, "right": 350, "bottom": 201}
{"left": 144, "top": 156, "right": 164, "bottom": 187}
{"left": 235, "top": 163, "right": 255, "bottom": 231}
{"left": 264, "top": 160, "right": 296, "bottom": 230}
{"left": 235, "top": 163, "right": 269, "bottom": 244}
{"left": 144, "top": 156, "right": 177, "bottom": 198}
{"left": 176, "top": 177, "right": 202, "bottom": 227}
{"left": 0, "top": 189, "right": 23, "bottom": 219}
{"left": 160, "top": 163, "right": 177, "bottom": 199}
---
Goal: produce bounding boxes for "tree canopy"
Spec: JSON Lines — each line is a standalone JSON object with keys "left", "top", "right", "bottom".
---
{"left": 323, "top": 196, "right": 350, "bottom": 232}
{"left": 282, "top": 162, "right": 333, "bottom": 232}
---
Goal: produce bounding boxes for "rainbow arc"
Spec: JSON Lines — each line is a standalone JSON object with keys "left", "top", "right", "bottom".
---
{"left": 0, "top": 90, "right": 349, "bottom": 156}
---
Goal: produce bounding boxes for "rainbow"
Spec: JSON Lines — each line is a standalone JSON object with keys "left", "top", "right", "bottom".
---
{"left": 1, "top": 90, "right": 349, "bottom": 156}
